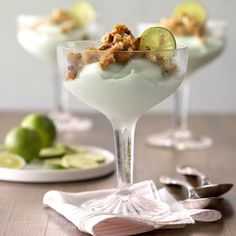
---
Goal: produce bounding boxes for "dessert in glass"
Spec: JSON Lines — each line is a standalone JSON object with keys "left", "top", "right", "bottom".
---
{"left": 57, "top": 24, "right": 188, "bottom": 219}
{"left": 17, "top": 1, "right": 97, "bottom": 132}
{"left": 139, "top": 1, "right": 227, "bottom": 150}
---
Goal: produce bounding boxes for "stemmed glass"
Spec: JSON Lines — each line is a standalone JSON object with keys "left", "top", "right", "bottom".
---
{"left": 57, "top": 40, "right": 188, "bottom": 219}
{"left": 140, "top": 21, "right": 227, "bottom": 150}
{"left": 17, "top": 14, "right": 97, "bottom": 132}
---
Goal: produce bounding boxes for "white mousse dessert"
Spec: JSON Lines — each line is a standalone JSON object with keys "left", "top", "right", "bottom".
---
{"left": 175, "top": 35, "right": 223, "bottom": 74}
{"left": 65, "top": 59, "right": 183, "bottom": 122}
{"left": 18, "top": 3, "right": 96, "bottom": 65}
{"left": 63, "top": 24, "right": 186, "bottom": 123}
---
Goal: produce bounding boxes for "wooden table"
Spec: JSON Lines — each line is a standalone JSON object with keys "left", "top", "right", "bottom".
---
{"left": 0, "top": 113, "right": 235, "bottom": 236}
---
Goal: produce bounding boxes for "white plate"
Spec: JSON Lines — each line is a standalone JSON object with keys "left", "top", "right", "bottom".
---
{"left": 0, "top": 146, "right": 115, "bottom": 183}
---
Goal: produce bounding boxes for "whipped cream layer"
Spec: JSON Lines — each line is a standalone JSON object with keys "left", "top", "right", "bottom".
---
{"left": 176, "top": 36, "right": 224, "bottom": 75}
{"left": 64, "top": 59, "right": 183, "bottom": 123}
{"left": 18, "top": 23, "right": 88, "bottom": 65}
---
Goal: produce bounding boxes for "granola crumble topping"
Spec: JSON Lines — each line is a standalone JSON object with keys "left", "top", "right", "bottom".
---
{"left": 66, "top": 24, "right": 178, "bottom": 80}
{"left": 161, "top": 14, "right": 206, "bottom": 39}
{"left": 31, "top": 8, "right": 82, "bottom": 34}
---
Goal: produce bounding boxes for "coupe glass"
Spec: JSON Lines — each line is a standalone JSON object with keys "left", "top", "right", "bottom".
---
{"left": 57, "top": 40, "right": 188, "bottom": 219}
{"left": 140, "top": 21, "right": 227, "bottom": 150}
{"left": 17, "top": 14, "right": 97, "bottom": 132}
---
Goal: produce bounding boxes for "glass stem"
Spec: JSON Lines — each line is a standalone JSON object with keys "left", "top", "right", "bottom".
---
{"left": 53, "top": 71, "right": 70, "bottom": 114}
{"left": 111, "top": 120, "right": 136, "bottom": 196}
{"left": 173, "top": 79, "right": 190, "bottom": 130}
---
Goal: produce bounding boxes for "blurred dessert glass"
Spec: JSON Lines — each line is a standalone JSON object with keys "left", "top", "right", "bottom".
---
{"left": 17, "top": 1, "right": 99, "bottom": 132}
{"left": 138, "top": 1, "right": 227, "bottom": 150}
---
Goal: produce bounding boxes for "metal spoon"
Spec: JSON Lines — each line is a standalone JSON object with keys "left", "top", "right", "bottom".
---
{"left": 176, "top": 165, "right": 233, "bottom": 198}
{"left": 160, "top": 176, "right": 212, "bottom": 209}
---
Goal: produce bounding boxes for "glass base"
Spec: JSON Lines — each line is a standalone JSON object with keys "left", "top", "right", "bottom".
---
{"left": 147, "top": 129, "right": 213, "bottom": 151}
{"left": 49, "top": 111, "right": 93, "bottom": 133}
{"left": 81, "top": 192, "right": 171, "bottom": 220}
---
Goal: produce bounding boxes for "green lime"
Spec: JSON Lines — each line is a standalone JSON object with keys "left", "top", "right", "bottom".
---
{"left": 43, "top": 158, "right": 65, "bottom": 169}
{"left": 39, "top": 146, "right": 66, "bottom": 159}
{"left": 173, "top": 0, "right": 207, "bottom": 24}
{"left": 4, "top": 127, "right": 41, "bottom": 163}
{"left": 69, "top": 0, "right": 96, "bottom": 27}
{"left": 139, "top": 26, "right": 176, "bottom": 59}
{"left": 21, "top": 113, "right": 56, "bottom": 148}
{"left": 62, "top": 154, "right": 100, "bottom": 169}
{"left": 0, "top": 153, "right": 26, "bottom": 169}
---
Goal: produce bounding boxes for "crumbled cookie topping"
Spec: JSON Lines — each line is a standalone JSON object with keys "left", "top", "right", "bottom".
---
{"left": 66, "top": 24, "right": 178, "bottom": 80}
{"left": 30, "top": 8, "right": 81, "bottom": 34}
{"left": 161, "top": 14, "right": 205, "bottom": 38}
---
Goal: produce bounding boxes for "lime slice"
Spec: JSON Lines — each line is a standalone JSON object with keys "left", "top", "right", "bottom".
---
{"left": 69, "top": 0, "right": 96, "bottom": 27}
{"left": 39, "top": 146, "right": 66, "bottom": 159}
{"left": 54, "top": 143, "right": 87, "bottom": 155}
{"left": 139, "top": 27, "right": 176, "bottom": 59}
{"left": 0, "top": 153, "right": 26, "bottom": 169}
{"left": 62, "top": 154, "right": 100, "bottom": 169}
{"left": 82, "top": 153, "right": 106, "bottom": 164}
{"left": 173, "top": 0, "right": 207, "bottom": 24}
{"left": 43, "top": 158, "right": 65, "bottom": 169}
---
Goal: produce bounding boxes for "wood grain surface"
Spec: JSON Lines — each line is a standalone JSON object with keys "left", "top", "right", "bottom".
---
{"left": 0, "top": 113, "right": 235, "bottom": 236}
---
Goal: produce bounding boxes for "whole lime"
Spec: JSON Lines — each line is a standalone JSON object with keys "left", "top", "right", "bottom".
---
{"left": 4, "top": 127, "right": 42, "bottom": 162}
{"left": 21, "top": 113, "right": 56, "bottom": 148}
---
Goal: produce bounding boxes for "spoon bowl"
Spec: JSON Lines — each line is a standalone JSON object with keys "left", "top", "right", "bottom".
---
{"left": 159, "top": 176, "right": 212, "bottom": 208}
{"left": 177, "top": 165, "right": 234, "bottom": 197}
{"left": 194, "top": 183, "right": 233, "bottom": 198}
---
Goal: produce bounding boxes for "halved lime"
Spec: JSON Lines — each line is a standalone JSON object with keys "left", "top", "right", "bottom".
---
{"left": 173, "top": 0, "right": 207, "bottom": 24}
{"left": 62, "top": 154, "right": 100, "bottom": 169}
{"left": 43, "top": 158, "right": 65, "bottom": 169}
{"left": 0, "top": 153, "right": 26, "bottom": 169}
{"left": 69, "top": 0, "right": 96, "bottom": 27}
{"left": 139, "top": 27, "right": 176, "bottom": 59}
{"left": 39, "top": 146, "right": 66, "bottom": 159}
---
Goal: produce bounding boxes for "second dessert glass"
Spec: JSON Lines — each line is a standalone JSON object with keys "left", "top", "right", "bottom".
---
{"left": 57, "top": 36, "right": 188, "bottom": 219}
{"left": 17, "top": 5, "right": 97, "bottom": 132}
{"left": 139, "top": 20, "right": 227, "bottom": 150}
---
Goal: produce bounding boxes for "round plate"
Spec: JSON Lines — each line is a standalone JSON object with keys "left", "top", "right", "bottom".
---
{"left": 0, "top": 146, "right": 115, "bottom": 183}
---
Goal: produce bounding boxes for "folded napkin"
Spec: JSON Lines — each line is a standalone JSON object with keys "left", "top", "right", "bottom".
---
{"left": 43, "top": 180, "right": 221, "bottom": 236}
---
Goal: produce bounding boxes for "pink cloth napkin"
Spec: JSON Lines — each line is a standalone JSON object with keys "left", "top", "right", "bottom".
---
{"left": 43, "top": 180, "right": 221, "bottom": 236}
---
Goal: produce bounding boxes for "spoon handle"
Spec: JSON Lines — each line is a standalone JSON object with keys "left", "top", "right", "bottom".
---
{"left": 159, "top": 176, "right": 200, "bottom": 199}
{"left": 190, "top": 169, "right": 212, "bottom": 186}
{"left": 177, "top": 165, "right": 212, "bottom": 186}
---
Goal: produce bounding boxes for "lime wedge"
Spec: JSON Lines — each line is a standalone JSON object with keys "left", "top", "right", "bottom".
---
{"left": 62, "top": 154, "right": 100, "bottom": 169}
{"left": 43, "top": 158, "right": 65, "bottom": 169}
{"left": 39, "top": 146, "right": 66, "bottom": 159}
{"left": 0, "top": 153, "right": 26, "bottom": 169}
{"left": 173, "top": 0, "right": 207, "bottom": 24}
{"left": 69, "top": 0, "right": 96, "bottom": 27}
{"left": 139, "top": 27, "right": 176, "bottom": 59}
